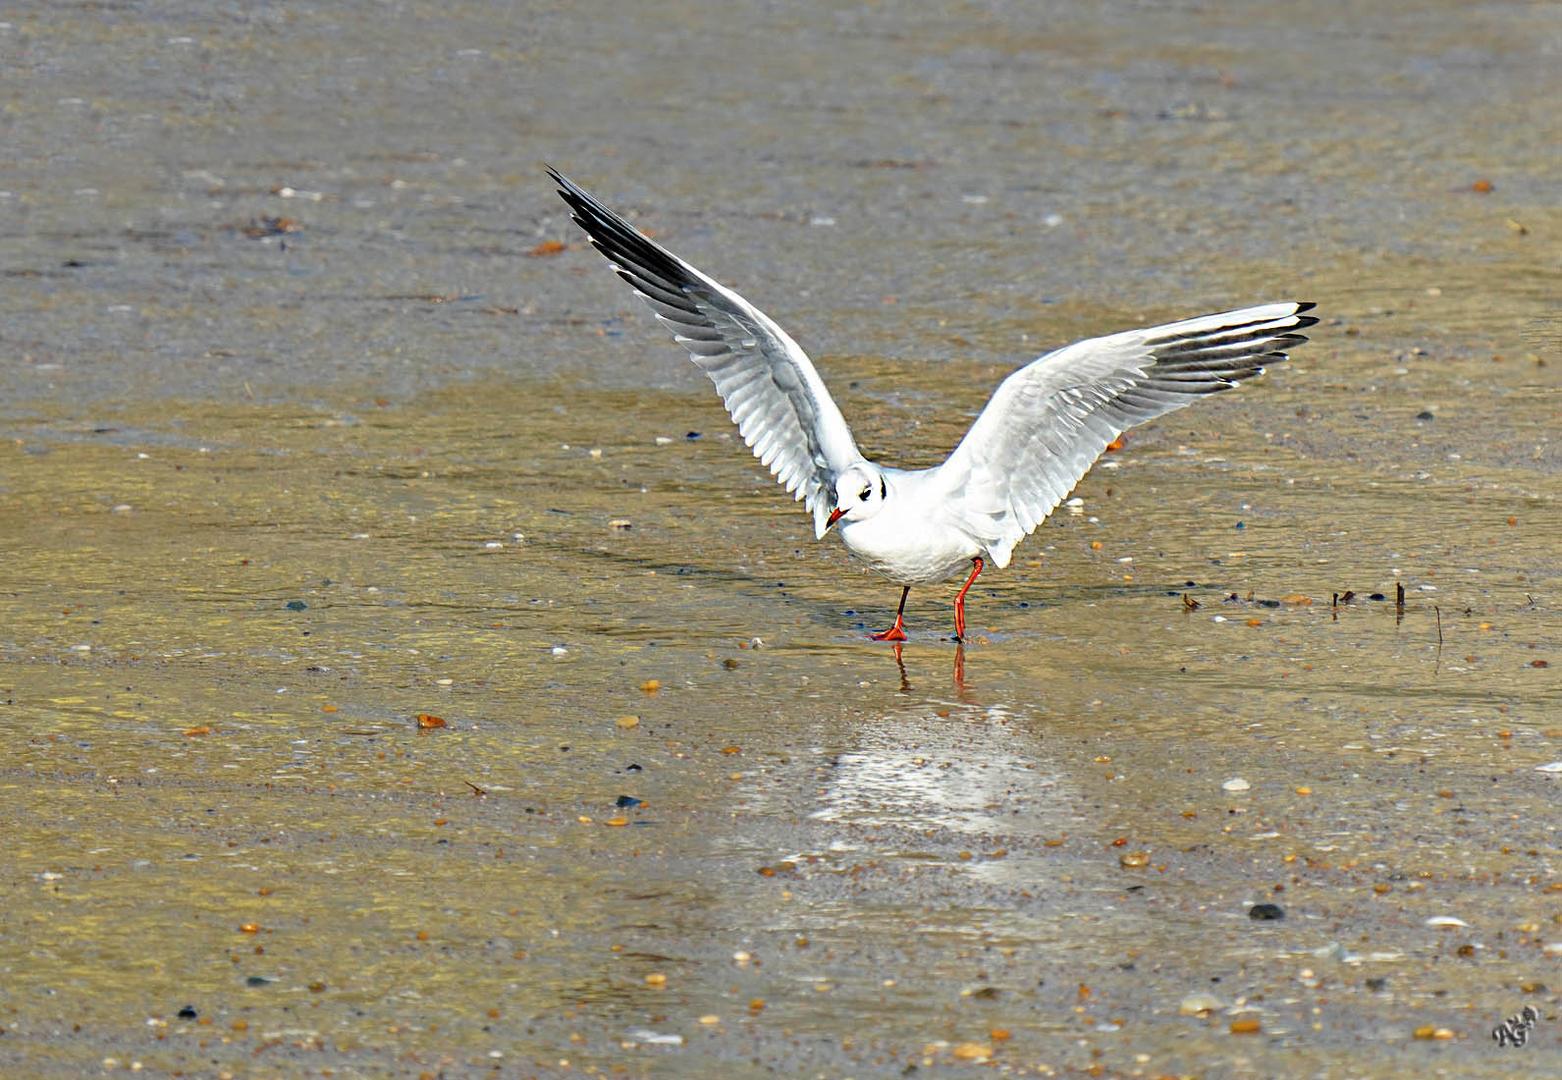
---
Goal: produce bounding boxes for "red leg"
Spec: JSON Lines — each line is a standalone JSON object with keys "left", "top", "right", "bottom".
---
{"left": 871, "top": 586, "right": 911, "bottom": 641}
{"left": 952, "top": 556, "right": 984, "bottom": 641}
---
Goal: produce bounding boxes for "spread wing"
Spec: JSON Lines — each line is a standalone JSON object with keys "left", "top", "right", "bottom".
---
{"left": 548, "top": 167, "right": 863, "bottom": 538}
{"left": 935, "top": 302, "right": 1316, "bottom": 567}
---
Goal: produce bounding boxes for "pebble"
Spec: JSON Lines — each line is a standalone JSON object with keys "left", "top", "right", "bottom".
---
{"left": 951, "top": 1043, "right": 992, "bottom": 1061}
{"left": 551, "top": 646, "right": 568, "bottom": 656}
{"left": 1222, "top": 777, "right": 1250, "bottom": 792}
{"left": 615, "top": 715, "right": 640, "bottom": 729}
{"left": 1249, "top": 903, "right": 1285, "bottom": 921}
{"left": 1535, "top": 762, "right": 1562, "bottom": 773}
{"left": 176, "top": 1005, "right": 197, "bottom": 1020}
{"left": 1179, "top": 992, "right": 1223, "bottom": 1016}
{"left": 1425, "top": 915, "right": 1468, "bottom": 928}
{"left": 625, "top": 1028, "right": 682, "bottom": 1046}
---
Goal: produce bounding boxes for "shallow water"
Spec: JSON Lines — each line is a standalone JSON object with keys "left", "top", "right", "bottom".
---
{"left": 3, "top": 1, "right": 1560, "bottom": 1077}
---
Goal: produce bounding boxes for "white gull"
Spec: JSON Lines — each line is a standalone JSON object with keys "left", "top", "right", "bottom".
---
{"left": 549, "top": 167, "right": 1315, "bottom": 641}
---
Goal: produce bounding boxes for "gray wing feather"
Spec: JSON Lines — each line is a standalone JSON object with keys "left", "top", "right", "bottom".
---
{"left": 548, "top": 168, "right": 862, "bottom": 538}
{"left": 936, "top": 302, "right": 1316, "bottom": 567}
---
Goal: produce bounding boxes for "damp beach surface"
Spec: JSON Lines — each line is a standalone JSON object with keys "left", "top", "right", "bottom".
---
{"left": 2, "top": 2, "right": 1559, "bottom": 1077}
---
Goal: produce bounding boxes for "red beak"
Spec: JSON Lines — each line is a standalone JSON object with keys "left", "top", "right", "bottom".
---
{"left": 826, "top": 507, "right": 846, "bottom": 529}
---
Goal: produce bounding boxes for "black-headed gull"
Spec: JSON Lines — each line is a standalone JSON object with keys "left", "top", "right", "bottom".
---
{"left": 549, "top": 167, "right": 1315, "bottom": 641}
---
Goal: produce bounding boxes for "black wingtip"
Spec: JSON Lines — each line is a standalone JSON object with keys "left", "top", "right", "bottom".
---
{"left": 1295, "top": 301, "right": 1317, "bottom": 314}
{"left": 545, "top": 164, "right": 583, "bottom": 201}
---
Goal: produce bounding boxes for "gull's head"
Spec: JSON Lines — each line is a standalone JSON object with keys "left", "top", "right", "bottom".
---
{"left": 825, "top": 464, "right": 887, "bottom": 531}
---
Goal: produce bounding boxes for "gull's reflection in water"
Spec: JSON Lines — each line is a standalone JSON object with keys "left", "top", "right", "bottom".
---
{"left": 890, "top": 641, "right": 970, "bottom": 697}
{"left": 805, "top": 645, "right": 1076, "bottom": 889}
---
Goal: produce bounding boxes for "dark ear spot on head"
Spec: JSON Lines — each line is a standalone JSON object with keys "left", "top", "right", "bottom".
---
{"left": 879, "top": 476, "right": 887, "bottom": 500}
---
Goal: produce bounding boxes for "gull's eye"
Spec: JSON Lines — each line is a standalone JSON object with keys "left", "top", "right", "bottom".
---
{"left": 859, "top": 486, "right": 872, "bottom": 501}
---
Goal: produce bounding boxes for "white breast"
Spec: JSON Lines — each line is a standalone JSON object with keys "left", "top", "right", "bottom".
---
{"left": 838, "top": 496, "right": 982, "bottom": 585}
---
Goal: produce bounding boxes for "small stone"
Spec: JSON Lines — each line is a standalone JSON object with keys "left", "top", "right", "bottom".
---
{"left": 644, "top": 973, "right": 666, "bottom": 986}
{"left": 176, "top": 1006, "right": 197, "bottom": 1020}
{"left": 1179, "top": 993, "right": 1223, "bottom": 1016}
{"left": 1229, "top": 1017, "right": 1262, "bottom": 1034}
{"left": 609, "top": 519, "right": 632, "bottom": 529}
{"left": 951, "top": 1042, "right": 993, "bottom": 1061}
{"left": 1119, "top": 851, "right": 1149, "bottom": 868}
{"left": 615, "top": 715, "right": 640, "bottom": 729}
{"left": 285, "top": 600, "right": 308, "bottom": 611}
{"left": 698, "top": 1015, "right": 720, "bottom": 1025}
{"left": 1425, "top": 915, "right": 1468, "bottom": 928}
{"left": 1249, "top": 903, "right": 1285, "bottom": 921}
{"left": 1222, "top": 777, "right": 1251, "bottom": 792}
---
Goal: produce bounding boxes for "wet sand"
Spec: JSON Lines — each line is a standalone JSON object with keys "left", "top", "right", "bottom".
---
{"left": 2, "top": 1, "right": 1559, "bottom": 1077}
